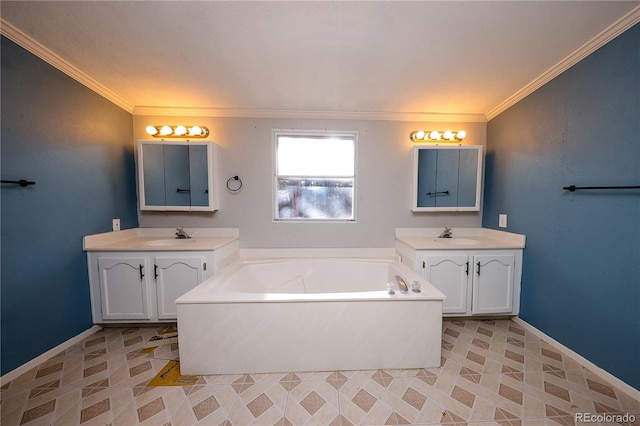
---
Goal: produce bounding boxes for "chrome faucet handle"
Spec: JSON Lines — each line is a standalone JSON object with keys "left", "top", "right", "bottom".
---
{"left": 175, "top": 226, "right": 190, "bottom": 238}
{"left": 440, "top": 226, "right": 453, "bottom": 238}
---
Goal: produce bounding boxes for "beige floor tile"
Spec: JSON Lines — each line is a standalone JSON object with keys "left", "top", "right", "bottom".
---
{"left": 228, "top": 380, "right": 288, "bottom": 425}
{"left": 169, "top": 384, "right": 237, "bottom": 425}
{"left": 285, "top": 379, "right": 340, "bottom": 425}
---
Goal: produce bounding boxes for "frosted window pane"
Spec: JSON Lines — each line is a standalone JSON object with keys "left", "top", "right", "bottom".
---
{"left": 277, "top": 178, "right": 354, "bottom": 220}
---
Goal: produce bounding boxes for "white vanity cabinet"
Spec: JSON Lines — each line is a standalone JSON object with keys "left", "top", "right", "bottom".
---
{"left": 395, "top": 229, "right": 524, "bottom": 317}
{"left": 419, "top": 251, "right": 517, "bottom": 315}
{"left": 89, "top": 251, "right": 215, "bottom": 323}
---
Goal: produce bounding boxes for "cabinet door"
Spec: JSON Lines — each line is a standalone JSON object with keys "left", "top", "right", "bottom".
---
{"left": 98, "top": 257, "right": 152, "bottom": 320}
{"left": 416, "top": 149, "right": 438, "bottom": 208}
{"left": 457, "top": 148, "right": 480, "bottom": 209}
{"left": 163, "top": 144, "right": 191, "bottom": 207}
{"left": 433, "top": 149, "right": 459, "bottom": 208}
{"left": 141, "top": 144, "right": 166, "bottom": 207}
{"left": 155, "top": 256, "right": 203, "bottom": 320}
{"left": 471, "top": 254, "right": 515, "bottom": 314}
{"left": 189, "top": 145, "right": 209, "bottom": 207}
{"left": 424, "top": 254, "right": 469, "bottom": 314}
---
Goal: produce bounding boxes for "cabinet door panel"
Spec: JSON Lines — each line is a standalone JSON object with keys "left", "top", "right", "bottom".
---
{"left": 416, "top": 149, "right": 438, "bottom": 208}
{"left": 434, "top": 149, "right": 458, "bottom": 208}
{"left": 142, "top": 144, "right": 166, "bottom": 207}
{"left": 156, "top": 257, "right": 203, "bottom": 320}
{"left": 98, "top": 258, "right": 151, "bottom": 320}
{"left": 425, "top": 255, "right": 469, "bottom": 314}
{"left": 457, "top": 149, "right": 479, "bottom": 208}
{"left": 472, "top": 254, "right": 514, "bottom": 314}
{"left": 163, "top": 145, "right": 191, "bottom": 207}
{"left": 189, "top": 145, "right": 209, "bottom": 207}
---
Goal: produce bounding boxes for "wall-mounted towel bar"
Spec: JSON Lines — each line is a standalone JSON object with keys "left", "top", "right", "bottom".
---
{"left": 563, "top": 185, "right": 640, "bottom": 192}
{"left": 1, "top": 179, "right": 36, "bottom": 187}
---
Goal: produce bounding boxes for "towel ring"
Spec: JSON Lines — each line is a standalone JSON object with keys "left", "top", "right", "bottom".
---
{"left": 226, "top": 176, "right": 242, "bottom": 192}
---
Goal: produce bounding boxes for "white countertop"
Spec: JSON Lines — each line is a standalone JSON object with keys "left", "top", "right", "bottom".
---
{"left": 83, "top": 228, "right": 239, "bottom": 251}
{"left": 395, "top": 228, "right": 526, "bottom": 250}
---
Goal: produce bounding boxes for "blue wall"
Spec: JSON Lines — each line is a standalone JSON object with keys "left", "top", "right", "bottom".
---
{"left": 483, "top": 24, "right": 640, "bottom": 389}
{"left": 1, "top": 37, "right": 139, "bottom": 375}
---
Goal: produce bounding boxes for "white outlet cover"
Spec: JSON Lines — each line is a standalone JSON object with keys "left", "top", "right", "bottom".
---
{"left": 499, "top": 214, "right": 507, "bottom": 228}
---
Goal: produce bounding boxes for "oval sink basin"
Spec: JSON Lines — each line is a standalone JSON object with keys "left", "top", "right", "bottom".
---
{"left": 433, "top": 238, "right": 481, "bottom": 246}
{"left": 143, "top": 238, "right": 197, "bottom": 247}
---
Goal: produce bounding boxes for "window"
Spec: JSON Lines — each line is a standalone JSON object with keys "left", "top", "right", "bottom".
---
{"left": 274, "top": 130, "right": 356, "bottom": 221}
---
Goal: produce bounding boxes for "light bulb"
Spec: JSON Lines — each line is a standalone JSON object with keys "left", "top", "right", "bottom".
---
{"left": 174, "top": 125, "right": 187, "bottom": 136}
{"left": 145, "top": 125, "right": 158, "bottom": 136}
{"left": 189, "top": 126, "right": 202, "bottom": 136}
{"left": 415, "top": 130, "right": 425, "bottom": 140}
{"left": 443, "top": 130, "right": 454, "bottom": 140}
{"left": 160, "top": 125, "right": 173, "bottom": 136}
{"left": 456, "top": 130, "right": 467, "bottom": 140}
{"left": 429, "top": 131, "right": 441, "bottom": 140}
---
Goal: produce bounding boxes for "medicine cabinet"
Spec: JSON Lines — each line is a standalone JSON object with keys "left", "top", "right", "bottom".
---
{"left": 137, "top": 140, "right": 218, "bottom": 211}
{"left": 411, "top": 145, "right": 483, "bottom": 212}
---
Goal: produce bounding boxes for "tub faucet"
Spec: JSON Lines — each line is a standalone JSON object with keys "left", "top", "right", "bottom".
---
{"left": 439, "top": 226, "right": 453, "bottom": 238}
{"left": 175, "top": 226, "right": 190, "bottom": 239}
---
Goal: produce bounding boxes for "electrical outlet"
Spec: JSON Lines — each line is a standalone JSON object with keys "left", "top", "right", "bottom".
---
{"left": 112, "top": 218, "right": 121, "bottom": 231}
{"left": 499, "top": 214, "right": 507, "bottom": 228}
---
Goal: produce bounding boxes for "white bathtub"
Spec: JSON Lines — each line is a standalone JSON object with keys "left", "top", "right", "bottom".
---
{"left": 177, "top": 257, "right": 445, "bottom": 375}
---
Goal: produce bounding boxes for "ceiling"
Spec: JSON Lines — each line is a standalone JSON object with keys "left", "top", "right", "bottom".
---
{"left": 1, "top": 1, "right": 639, "bottom": 121}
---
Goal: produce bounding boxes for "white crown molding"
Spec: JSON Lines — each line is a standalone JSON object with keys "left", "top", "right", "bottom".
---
{"left": 487, "top": 5, "right": 640, "bottom": 121}
{"left": 132, "top": 106, "right": 487, "bottom": 123}
{"left": 0, "top": 18, "right": 134, "bottom": 113}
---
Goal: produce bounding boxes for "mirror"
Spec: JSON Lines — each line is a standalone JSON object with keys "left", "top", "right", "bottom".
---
{"left": 412, "top": 145, "right": 482, "bottom": 212}
{"left": 138, "top": 140, "right": 218, "bottom": 211}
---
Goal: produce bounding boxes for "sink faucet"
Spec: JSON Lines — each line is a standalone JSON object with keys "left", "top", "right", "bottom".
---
{"left": 175, "top": 226, "right": 190, "bottom": 239}
{"left": 439, "top": 226, "right": 453, "bottom": 238}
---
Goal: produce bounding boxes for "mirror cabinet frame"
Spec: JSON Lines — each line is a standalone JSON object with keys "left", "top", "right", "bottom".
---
{"left": 137, "top": 140, "right": 219, "bottom": 212}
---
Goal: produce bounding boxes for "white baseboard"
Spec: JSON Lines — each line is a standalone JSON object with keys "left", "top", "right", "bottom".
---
{"left": 0, "top": 325, "right": 102, "bottom": 386}
{"left": 513, "top": 317, "right": 640, "bottom": 401}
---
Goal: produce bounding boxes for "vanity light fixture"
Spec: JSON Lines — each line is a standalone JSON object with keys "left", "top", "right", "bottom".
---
{"left": 410, "top": 129, "right": 466, "bottom": 142}
{"left": 145, "top": 125, "right": 209, "bottom": 138}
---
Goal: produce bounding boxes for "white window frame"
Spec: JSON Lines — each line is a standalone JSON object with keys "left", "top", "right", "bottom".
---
{"left": 272, "top": 129, "right": 357, "bottom": 222}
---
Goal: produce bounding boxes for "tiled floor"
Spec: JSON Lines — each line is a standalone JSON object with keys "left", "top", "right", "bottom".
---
{"left": 1, "top": 319, "right": 638, "bottom": 425}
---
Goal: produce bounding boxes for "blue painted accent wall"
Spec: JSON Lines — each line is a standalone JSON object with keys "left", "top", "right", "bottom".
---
{"left": 1, "top": 37, "right": 138, "bottom": 375}
{"left": 483, "top": 24, "right": 640, "bottom": 389}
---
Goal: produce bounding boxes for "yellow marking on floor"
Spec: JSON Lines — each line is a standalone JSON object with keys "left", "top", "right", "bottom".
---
{"left": 148, "top": 360, "right": 199, "bottom": 386}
